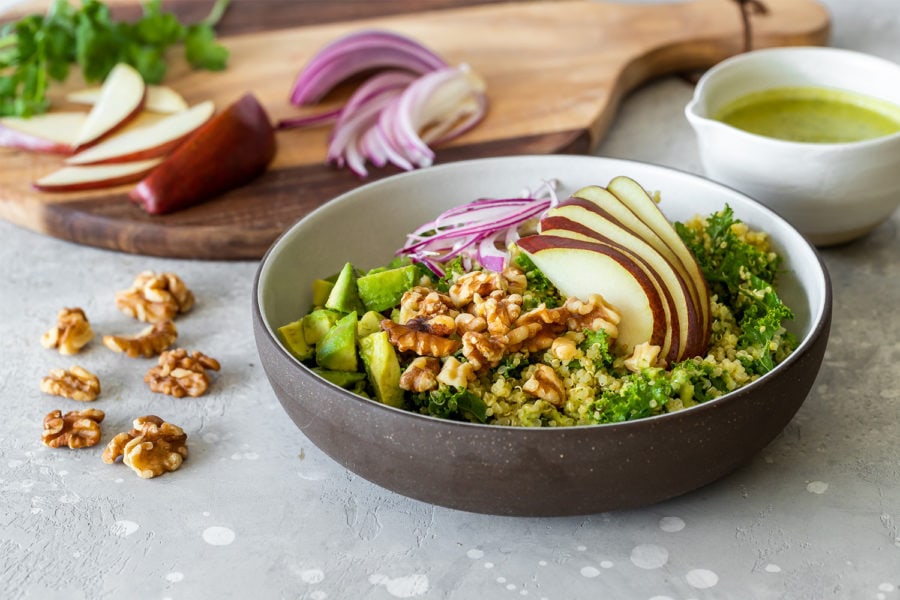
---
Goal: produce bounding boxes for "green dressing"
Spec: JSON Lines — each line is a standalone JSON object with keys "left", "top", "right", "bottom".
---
{"left": 714, "top": 86, "right": 900, "bottom": 143}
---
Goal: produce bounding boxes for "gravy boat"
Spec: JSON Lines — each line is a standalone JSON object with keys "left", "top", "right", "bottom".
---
{"left": 685, "top": 46, "right": 900, "bottom": 246}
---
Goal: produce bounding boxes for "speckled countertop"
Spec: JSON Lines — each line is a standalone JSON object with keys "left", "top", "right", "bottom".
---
{"left": 2, "top": 1, "right": 899, "bottom": 599}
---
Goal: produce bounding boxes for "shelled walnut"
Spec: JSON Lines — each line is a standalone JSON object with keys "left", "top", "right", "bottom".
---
{"left": 103, "top": 320, "right": 177, "bottom": 358}
{"left": 102, "top": 415, "right": 188, "bottom": 479}
{"left": 115, "top": 271, "right": 194, "bottom": 323}
{"left": 144, "top": 348, "right": 220, "bottom": 398}
{"left": 41, "top": 408, "right": 105, "bottom": 449}
{"left": 40, "top": 307, "right": 94, "bottom": 355}
{"left": 40, "top": 366, "right": 101, "bottom": 402}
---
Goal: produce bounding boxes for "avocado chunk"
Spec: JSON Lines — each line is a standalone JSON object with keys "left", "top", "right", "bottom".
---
{"left": 311, "top": 279, "right": 335, "bottom": 308}
{"left": 325, "top": 262, "right": 365, "bottom": 314}
{"left": 316, "top": 311, "right": 358, "bottom": 372}
{"left": 301, "top": 308, "right": 340, "bottom": 345}
{"left": 359, "top": 331, "right": 404, "bottom": 408}
{"left": 357, "top": 264, "right": 419, "bottom": 312}
{"left": 312, "top": 368, "right": 367, "bottom": 389}
{"left": 277, "top": 318, "right": 313, "bottom": 360}
{"left": 357, "top": 310, "right": 384, "bottom": 338}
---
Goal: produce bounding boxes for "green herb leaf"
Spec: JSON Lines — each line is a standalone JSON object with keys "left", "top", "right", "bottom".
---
{"left": 0, "top": 0, "right": 232, "bottom": 117}
{"left": 184, "top": 24, "right": 229, "bottom": 71}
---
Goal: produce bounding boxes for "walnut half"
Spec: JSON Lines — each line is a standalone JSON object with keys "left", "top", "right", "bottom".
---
{"left": 115, "top": 271, "right": 194, "bottom": 323}
{"left": 40, "top": 366, "right": 101, "bottom": 402}
{"left": 102, "top": 415, "right": 188, "bottom": 479}
{"left": 42, "top": 408, "right": 105, "bottom": 449}
{"left": 41, "top": 307, "right": 94, "bottom": 355}
{"left": 103, "top": 320, "right": 178, "bottom": 358}
{"left": 145, "top": 348, "right": 220, "bottom": 398}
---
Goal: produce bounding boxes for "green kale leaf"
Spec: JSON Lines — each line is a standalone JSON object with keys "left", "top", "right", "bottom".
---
{"left": 513, "top": 252, "right": 562, "bottom": 310}
{"left": 578, "top": 327, "right": 613, "bottom": 370}
{"left": 589, "top": 369, "right": 670, "bottom": 424}
{"left": 676, "top": 206, "right": 795, "bottom": 375}
{"left": 413, "top": 386, "right": 488, "bottom": 423}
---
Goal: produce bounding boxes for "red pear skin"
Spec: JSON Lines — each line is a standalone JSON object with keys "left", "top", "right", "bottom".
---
{"left": 540, "top": 215, "right": 680, "bottom": 363}
{"left": 564, "top": 192, "right": 709, "bottom": 338}
{"left": 130, "top": 93, "right": 276, "bottom": 215}
{"left": 603, "top": 177, "right": 711, "bottom": 339}
{"left": 517, "top": 234, "right": 668, "bottom": 353}
{"left": 0, "top": 125, "right": 73, "bottom": 155}
{"left": 542, "top": 207, "right": 707, "bottom": 362}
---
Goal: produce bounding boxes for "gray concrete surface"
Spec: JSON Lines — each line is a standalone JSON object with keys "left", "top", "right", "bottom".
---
{"left": 1, "top": 0, "right": 899, "bottom": 598}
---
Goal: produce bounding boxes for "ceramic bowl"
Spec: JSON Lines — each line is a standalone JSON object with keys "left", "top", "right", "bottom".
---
{"left": 252, "top": 155, "right": 832, "bottom": 517}
{"left": 685, "top": 46, "right": 900, "bottom": 246}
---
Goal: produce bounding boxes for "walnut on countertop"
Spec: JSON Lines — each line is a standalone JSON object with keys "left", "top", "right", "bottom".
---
{"left": 40, "top": 366, "right": 101, "bottom": 402}
{"left": 40, "top": 307, "right": 94, "bottom": 355}
{"left": 102, "top": 415, "right": 188, "bottom": 479}
{"left": 144, "top": 348, "right": 220, "bottom": 398}
{"left": 115, "top": 271, "right": 194, "bottom": 323}
{"left": 103, "top": 320, "right": 178, "bottom": 358}
{"left": 42, "top": 408, "right": 105, "bottom": 449}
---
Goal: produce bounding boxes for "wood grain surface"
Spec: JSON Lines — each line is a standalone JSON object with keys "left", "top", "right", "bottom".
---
{"left": 0, "top": 0, "right": 831, "bottom": 259}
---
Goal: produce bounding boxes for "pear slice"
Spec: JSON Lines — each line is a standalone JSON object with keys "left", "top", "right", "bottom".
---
{"left": 33, "top": 159, "right": 163, "bottom": 192}
{"left": 542, "top": 214, "right": 695, "bottom": 362}
{"left": 130, "top": 93, "right": 276, "bottom": 215}
{"left": 572, "top": 183, "right": 710, "bottom": 340}
{"left": 544, "top": 203, "right": 706, "bottom": 361}
{"left": 0, "top": 111, "right": 86, "bottom": 155}
{"left": 516, "top": 234, "right": 667, "bottom": 355}
{"left": 540, "top": 217, "right": 678, "bottom": 362}
{"left": 65, "top": 101, "right": 215, "bottom": 166}
{"left": 67, "top": 84, "right": 188, "bottom": 114}
{"left": 72, "top": 63, "right": 146, "bottom": 150}
{"left": 604, "top": 176, "right": 711, "bottom": 338}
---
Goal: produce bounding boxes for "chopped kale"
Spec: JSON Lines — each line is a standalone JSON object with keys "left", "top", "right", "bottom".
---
{"left": 676, "top": 206, "right": 796, "bottom": 375}
{"left": 412, "top": 386, "right": 488, "bottom": 424}
{"left": 513, "top": 252, "right": 563, "bottom": 310}
{"left": 496, "top": 353, "right": 529, "bottom": 378}
{"left": 578, "top": 328, "right": 614, "bottom": 370}
{"left": 590, "top": 369, "right": 670, "bottom": 424}
{"left": 434, "top": 256, "right": 468, "bottom": 293}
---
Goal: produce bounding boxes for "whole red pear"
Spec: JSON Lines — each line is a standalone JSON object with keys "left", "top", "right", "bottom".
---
{"left": 130, "top": 93, "right": 276, "bottom": 215}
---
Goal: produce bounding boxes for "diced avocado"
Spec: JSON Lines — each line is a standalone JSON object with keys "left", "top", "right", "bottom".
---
{"left": 357, "top": 264, "right": 419, "bottom": 312}
{"left": 316, "top": 311, "right": 358, "bottom": 372}
{"left": 325, "top": 262, "right": 365, "bottom": 314}
{"left": 311, "top": 279, "right": 335, "bottom": 308}
{"left": 302, "top": 308, "right": 341, "bottom": 345}
{"left": 357, "top": 310, "right": 385, "bottom": 338}
{"left": 277, "top": 318, "right": 313, "bottom": 360}
{"left": 312, "top": 368, "right": 367, "bottom": 389}
{"left": 359, "top": 331, "right": 404, "bottom": 408}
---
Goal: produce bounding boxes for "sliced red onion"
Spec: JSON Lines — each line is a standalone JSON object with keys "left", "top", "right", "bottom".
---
{"left": 281, "top": 30, "right": 488, "bottom": 178}
{"left": 379, "top": 64, "right": 487, "bottom": 170}
{"left": 289, "top": 30, "right": 447, "bottom": 106}
{"left": 325, "top": 73, "right": 412, "bottom": 176}
{"left": 275, "top": 107, "right": 341, "bottom": 131}
{"left": 397, "top": 181, "right": 560, "bottom": 273}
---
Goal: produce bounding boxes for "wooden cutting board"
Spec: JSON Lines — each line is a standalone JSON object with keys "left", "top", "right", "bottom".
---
{"left": 0, "top": 0, "right": 830, "bottom": 259}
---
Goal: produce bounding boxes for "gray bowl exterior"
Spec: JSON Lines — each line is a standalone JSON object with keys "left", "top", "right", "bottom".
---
{"left": 252, "top": 155, "right": 832, "bottom": 517}
{"left": 253, "top": 301, "right": 830, "bottom": 516}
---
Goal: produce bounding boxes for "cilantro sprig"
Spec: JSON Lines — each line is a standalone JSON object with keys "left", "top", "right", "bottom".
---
{"left": 0, "top": 0, "right": 231, "bottom": 117}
